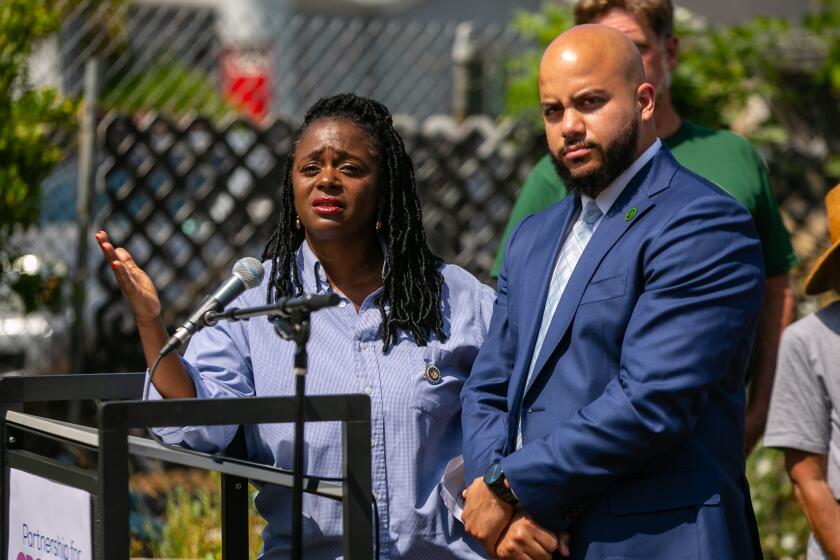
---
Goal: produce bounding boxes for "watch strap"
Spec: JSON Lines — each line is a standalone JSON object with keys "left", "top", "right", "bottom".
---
{"left": 485, "top": 462, "right": 518, "bottom": 505}
{"left": 491, "top": 482, "right": 518, "bottom": 505}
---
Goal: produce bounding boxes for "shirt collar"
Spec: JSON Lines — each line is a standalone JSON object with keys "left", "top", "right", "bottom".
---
{"left": 297, "top": 239, "right": 330, "bottom": 293}
{"left": 581, "top": 138, "right": 662, "bottom": 216}
{"left": 296, "top": 238, "right": 389, "bottom": 295}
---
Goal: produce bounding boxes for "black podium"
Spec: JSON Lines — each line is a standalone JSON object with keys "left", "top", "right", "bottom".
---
{"left": 0, "top": 373, "right": 373, "bottom": 559}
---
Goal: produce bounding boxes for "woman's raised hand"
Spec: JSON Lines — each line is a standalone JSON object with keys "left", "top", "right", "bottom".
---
{"left": 95, "top": 230, "right": 196, "bottom": 398}
{"left": 95, "top": 230, "right": 161, "bottom": 325}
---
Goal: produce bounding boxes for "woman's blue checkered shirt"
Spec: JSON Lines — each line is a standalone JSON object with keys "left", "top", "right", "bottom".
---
{"left": 148, "top": 241, "right": 495, "bottom": 559}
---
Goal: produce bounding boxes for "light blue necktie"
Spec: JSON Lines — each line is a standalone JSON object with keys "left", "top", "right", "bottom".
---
{"left": 516, "top": 200, "right": 603, "bottom": 449}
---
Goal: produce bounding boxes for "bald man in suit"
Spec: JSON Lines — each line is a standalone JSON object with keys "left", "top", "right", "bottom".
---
{"left": 461, "top": 25, "right": 764, "bottom": 560}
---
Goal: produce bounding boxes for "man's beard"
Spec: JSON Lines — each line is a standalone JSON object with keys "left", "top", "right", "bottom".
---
{"left": 551, "top": 116, "right": 640, "bottom": 199}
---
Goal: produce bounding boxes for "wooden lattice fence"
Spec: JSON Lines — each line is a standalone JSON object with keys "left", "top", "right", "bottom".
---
{"left": 92, "top": 112, "right": 543, "bottom": 370}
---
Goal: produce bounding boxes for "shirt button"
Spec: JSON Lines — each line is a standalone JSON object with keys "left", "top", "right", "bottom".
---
{"left": 364, "top": 386, "right": 373, "bottom": 395}
{"left": 358, "top": 341, "right": 366, "bottom": 350}
{"left": 339, "top": 300, "right": 347, "bottom": 308}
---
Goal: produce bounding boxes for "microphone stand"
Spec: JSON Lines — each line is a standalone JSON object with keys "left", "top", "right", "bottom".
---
{"left": 269, "top": 308, "right": 310, "bottom": 560}
{"left": 178, "top": 293, "right": 338, "bottom": 560}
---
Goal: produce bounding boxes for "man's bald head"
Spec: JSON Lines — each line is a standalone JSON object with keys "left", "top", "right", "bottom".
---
{"left": 537, "top": 23, "right": 656, "bottom": 199}
{"left": 541, "top": 24, "right": 645, "bottom": 90}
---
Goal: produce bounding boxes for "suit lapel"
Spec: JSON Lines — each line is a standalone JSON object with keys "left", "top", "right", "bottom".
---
{"left": 523, "top": 151, "right": 675, "bottom": 397}
{"left": 506, "top": 199, "right": 579, "bottom": 415}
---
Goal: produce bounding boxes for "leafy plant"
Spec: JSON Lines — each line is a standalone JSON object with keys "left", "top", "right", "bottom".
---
{"left": 670, "top": 13, "right": 790, "bottom": 131}
{"left": 503, "top": 3, "right": 573, "bottom": 126}
{"left": 130, "top": 469, "right": 266, "bottom": 559}
{"left": 503, "top": 1, "right": 840, "bottom": 182}
{"left": 0, "top": 0, "right": 76, "bottom": 250}
{"left": 102, "top": 59, "right": 232, "bottom": 119}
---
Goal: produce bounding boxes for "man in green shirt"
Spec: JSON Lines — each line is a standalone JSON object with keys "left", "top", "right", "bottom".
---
{"left": 493, "top": 0, "right": 797, "bottom": 454}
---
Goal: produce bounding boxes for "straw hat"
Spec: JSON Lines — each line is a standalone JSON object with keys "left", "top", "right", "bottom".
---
{"left": 803, "top": 183, "right": 840, "bottom": 295}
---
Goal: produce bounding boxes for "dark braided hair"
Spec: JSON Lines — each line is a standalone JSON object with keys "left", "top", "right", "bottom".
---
{"left": 262, "top": 93, "right": 446, "bottom": 351}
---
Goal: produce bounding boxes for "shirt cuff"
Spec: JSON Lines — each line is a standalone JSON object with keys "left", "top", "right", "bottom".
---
{"left": 144, "top": 358, "right": 205, "bottom": 441}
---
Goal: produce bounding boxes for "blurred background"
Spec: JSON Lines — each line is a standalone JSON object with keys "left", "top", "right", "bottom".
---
{"left": 1, "top": 0, "right": 837, "bottom": 557}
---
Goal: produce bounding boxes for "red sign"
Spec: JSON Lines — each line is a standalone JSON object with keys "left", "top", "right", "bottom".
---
{"left": 221, "top": 46, "right": 272, "bottom": 122}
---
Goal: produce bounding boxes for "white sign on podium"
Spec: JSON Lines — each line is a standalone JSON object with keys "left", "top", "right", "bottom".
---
{"left": 6, "top": 468, "right": 92, "bottom": 560}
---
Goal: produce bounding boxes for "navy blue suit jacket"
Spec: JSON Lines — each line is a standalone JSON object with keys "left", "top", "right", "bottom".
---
{"left": 461, "top": 147, "right": 764, "bottom": 559}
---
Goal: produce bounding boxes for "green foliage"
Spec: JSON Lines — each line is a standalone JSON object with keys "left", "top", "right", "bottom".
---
{"left": 504, "top": 3, "right": 573, "bottom": 125}
{"left": 130, "top": 470, "right": 265, "bottom": 559}
{"left": 0, "top": 0, "right": 75, "bottom": 249}
{"left": 670, "top": 14, "right": 790, "bottom": 130}
{"left": 503, "top": 1, "right": 840, "bottom": 156}
{"left": 155, "top": 484, "right": 224, "bottom": 559}
{"left": 803, "top": 0, "right": 840, "bottom": 96}
{"left": 102, "top": 59, "right": 232, "bottom": 119}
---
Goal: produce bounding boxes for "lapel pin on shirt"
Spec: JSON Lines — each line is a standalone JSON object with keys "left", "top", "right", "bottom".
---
{"left": 424, "top": 363, "right": 442, "bottom": 385}
{"left": 624, "top": 208, "right": 638, "bottom": 222}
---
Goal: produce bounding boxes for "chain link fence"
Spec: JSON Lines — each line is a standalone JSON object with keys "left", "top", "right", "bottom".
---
{"left": 42, "top": 0, "right": 523, "bottom": 119}
{"left": 5, "top": 0, "right": 532, "bottom": 374}
{"left": 2, "top": 0, "right": 832, "bottom": 376}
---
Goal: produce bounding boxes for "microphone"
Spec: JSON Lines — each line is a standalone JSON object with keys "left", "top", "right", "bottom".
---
{"left": 159, "top": 257, "right": 264, "bottom": 356}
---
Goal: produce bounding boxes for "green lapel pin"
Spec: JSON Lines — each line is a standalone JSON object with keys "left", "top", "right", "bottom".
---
{"left": 624, "top": 208, "right": 638, "bottom": 222}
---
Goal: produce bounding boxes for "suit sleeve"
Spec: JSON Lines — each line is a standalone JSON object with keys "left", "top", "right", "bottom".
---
{"left": 499, "top": 193, "right": 765, "bottom": 528}
{"left": 462, "top": 219, "right": 530, "bottom": 482}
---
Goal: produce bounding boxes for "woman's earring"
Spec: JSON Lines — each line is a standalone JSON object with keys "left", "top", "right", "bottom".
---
{"left": 295, "top": 216, "right": 301, "bottom": 230}
{"left": 375, "top": 210, "right": 383, "bottom": 231}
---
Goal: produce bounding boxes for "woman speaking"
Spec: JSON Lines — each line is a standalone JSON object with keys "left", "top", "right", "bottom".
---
{"left": 97, "top": 93, "right": 492, "bottom": 559}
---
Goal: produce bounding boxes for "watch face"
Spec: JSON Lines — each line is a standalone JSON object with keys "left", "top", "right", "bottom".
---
{"left": 484, "top": 461, "right": 502, "bottom": 485}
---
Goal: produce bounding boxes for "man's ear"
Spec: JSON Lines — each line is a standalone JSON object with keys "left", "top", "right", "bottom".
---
{"left": 637, "top": 82, "right": 656, "bottom": 121}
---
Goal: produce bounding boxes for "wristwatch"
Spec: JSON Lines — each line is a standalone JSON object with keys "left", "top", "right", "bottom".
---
{"left": 483, "top": 461, "right": 518, "bottom": 505}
